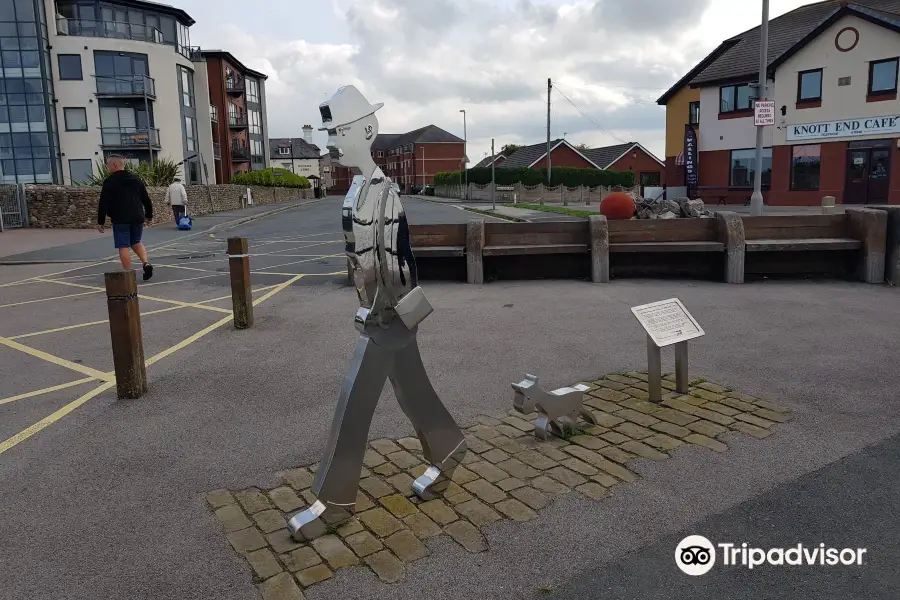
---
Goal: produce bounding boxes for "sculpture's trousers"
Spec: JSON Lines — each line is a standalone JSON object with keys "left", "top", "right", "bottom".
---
{"left": 312, "top": 331, "right": 466, "bottom": 507}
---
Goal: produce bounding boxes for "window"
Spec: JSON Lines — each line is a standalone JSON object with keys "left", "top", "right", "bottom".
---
{"left": 790, "top": 145, "right": 820, "bottom": 191}
{"left": 57, "top": 54, "right": 83, "bottom": 80}
{"left": 377, "top": 151, "right": 383, "bottom": 157}
{"left": 251, "top": 139, "right": 263, "bottom": 159}
{"left": 278, "top": 146, "right": 290, "bottom": 155}
{"left": 94, "top": 52, "right": 149, "bottom": 94}
{"left": 688, "top": 101, "right": 700, "bottom": 125}
{"left": 640, "top": 172, "right": 661, "bottom": 187}
{"left": 249, "top": 110, "right": 261, "bottom": 135}
{"left": 180, "top": 67, "right": 194, "bottom": 107}
{"left": 63, "top": 107, "right": 87, "bottom": 131}
{"left": 868, "top": 57, "right": 898, "bottom": 95}
{"left": 247, "top": 79, "right": 259, "bottom": 103}
{"left": 184, "top": 115, "right": 196, "bottom": 151}
{"left": 719, "top": 83, "right": 752, "bottom": 113}
{"left": 797, "top": 68, "right": 823, "bottom": 102}
{"left": 730, "top": 149, "right": 772, "bottom": 187}
{"left": 69, "top": 158, "right": 93, "bottom": 184}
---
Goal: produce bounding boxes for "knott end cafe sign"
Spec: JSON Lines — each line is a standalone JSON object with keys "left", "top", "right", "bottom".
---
{"left": 787, "top": 115, "right": 900, "bottom": 141}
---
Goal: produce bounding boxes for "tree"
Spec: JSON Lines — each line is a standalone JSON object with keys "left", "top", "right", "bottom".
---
{"left": 574, "top": 143, "right": 591, "bottom": 151}
{"left": 500, "top": 144, "right": 522, "bottom": 157}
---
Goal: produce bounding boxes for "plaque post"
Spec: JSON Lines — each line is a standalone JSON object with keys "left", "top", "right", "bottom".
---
{"left": 674, "top": 341, "right": 689, "bottom": 394}
{"left": 647, "top": 335, "right": 662, "bottom": 403}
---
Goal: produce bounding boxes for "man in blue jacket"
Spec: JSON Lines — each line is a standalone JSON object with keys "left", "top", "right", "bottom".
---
{"left": 97, "top": 155, "right": 154, "bottom": 280}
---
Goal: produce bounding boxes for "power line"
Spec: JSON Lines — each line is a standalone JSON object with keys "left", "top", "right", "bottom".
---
{"left": 552, "top": 84, "right": 629, "bottom": 145}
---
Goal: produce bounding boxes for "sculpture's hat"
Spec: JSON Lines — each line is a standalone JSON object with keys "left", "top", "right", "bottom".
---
{"left": 319, "top": 85, "right": 383, "bottom": 130}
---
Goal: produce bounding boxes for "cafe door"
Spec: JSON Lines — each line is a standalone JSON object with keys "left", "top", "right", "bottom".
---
{"left": 845, "top": 142, "right": 891, "bottom": 204}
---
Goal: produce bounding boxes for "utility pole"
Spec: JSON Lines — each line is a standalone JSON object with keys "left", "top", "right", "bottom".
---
{"left": 749, "top": 0, "right": 770, "bottom": 216}
{"left": 546, "top": 78, "right": 552, "bottom": 185}
{"left": 460, "top": 109, "right": 467, "bottom": 200}
{"left": 491, "top": 138, "right": 496, "bottom": 211}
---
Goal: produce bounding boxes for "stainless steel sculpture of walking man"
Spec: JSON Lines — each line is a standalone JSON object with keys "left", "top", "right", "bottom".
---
{"left": 288, "top": 86, "right": 467, "bottom": 541}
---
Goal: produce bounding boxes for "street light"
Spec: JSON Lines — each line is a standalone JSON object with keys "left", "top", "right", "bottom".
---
{"left": 459, "top": 109, "right": 467, "bottom": 199}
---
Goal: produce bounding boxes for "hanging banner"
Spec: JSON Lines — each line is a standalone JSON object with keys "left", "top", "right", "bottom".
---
{"left": 684, "top": 124, "right": 699, "bottom": 197}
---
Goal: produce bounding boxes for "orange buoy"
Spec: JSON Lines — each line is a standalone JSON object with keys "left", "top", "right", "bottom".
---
{"left": 599, "top": 191, "right": 635, "bottom": 220}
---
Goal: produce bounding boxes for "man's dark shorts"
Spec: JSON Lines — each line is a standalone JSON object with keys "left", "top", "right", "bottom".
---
{"left": 112, "top": 223, "right": 144, "bottom": 249}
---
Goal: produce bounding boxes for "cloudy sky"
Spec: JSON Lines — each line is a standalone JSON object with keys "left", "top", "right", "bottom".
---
{"left": 183, "top": 0, "right": 815, "bottom": 162}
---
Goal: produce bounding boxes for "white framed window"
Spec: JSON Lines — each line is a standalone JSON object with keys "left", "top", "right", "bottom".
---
{"left": 249, "top": 110, "right": 261, "bottom": 135}
{"left": 279, "top": 147, "right": 290, "bottom": 155}
{"left": 377, "top": 151, "right": 383, "bottom": 157}
{"left": 247, "top": 79, "right": 260, "bottom": 103}
{"left": 184, "top": 115, "right": 196, "bottom": 151}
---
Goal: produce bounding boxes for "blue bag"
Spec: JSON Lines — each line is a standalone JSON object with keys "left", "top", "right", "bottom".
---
{"left": 177, "top": 212, "right": 193, "bottom": 230}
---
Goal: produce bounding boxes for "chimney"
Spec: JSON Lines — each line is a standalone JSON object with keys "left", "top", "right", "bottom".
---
{"left": 302, "top": 124, "right": 313, "bottom": 145}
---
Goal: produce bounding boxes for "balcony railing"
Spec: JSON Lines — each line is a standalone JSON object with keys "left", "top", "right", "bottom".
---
{"left": 228, "top": 113, "right": 248, "bottom": 128}
{"left": 231, "top": 145, "right": 251, "bottom": 161}
{"left": 210, "top": 105, "right": 218, "bottom": 122}
{"left": 95, "top": 75, "right": 156, "bottom": 98}
{"left": 100, "top": 127, "right": 161, "bottom": 149}
{"left": 226, "top": 77, "right": 245, "bottom": 94}
{"left": 57, "top": 18, "right": 164, "bottom": 44}
{"left": 213, "top": 142, "right": 221, "bottom": 159}
{"left": 180, "top": 45, "right": 202, "bottom": 61}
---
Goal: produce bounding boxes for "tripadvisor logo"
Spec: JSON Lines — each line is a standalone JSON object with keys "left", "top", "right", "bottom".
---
{"left": 675, "top": 535, "right": 868, "bottom": 576}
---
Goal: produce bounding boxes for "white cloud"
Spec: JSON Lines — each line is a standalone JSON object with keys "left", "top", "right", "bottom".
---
{"left": 188, "top": 0, "right": 821, "bottom": 161}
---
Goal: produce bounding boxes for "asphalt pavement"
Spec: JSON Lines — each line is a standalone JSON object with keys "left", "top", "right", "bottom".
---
{"left": 1, "top": 197, "right": 899, "bottom": 600}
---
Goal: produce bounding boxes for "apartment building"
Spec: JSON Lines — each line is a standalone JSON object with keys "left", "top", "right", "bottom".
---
{"left": 202, "top": 50, "right": 268, "bottom": 183}
{"left": 658, "top": 0, "right": 900, "bottom": 206}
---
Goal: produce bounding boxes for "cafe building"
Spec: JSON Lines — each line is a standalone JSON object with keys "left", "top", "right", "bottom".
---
{"left": 658, "top": 0, "right": 900, "bottom": 206}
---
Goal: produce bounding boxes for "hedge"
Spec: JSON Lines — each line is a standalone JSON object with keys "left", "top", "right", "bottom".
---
{"left": 434, "top": 167, "right": 634, "bottom": 188}
{"left": 232, "top": 168, "right": 311, "bottom": 188}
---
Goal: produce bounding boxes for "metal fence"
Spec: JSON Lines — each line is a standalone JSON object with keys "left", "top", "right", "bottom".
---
{"left": 0, "top": 184, "right": 27, "bottom": 230}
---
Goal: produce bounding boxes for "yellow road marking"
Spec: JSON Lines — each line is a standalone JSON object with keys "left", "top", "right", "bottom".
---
{"left": 0, "top": 381, "right": 115, "bottom": 455}
{"left": 0, "top": 276, "right": 300, "bottom": 456}
{"left": 0, "top": 260, "right": 113, "bottom": 288}
{"left": 0, "top": 378, "right": 96, "bottom": 406}
{"left": 253, "top": 271, "right": 344, "bottom": 277}
{"left": 0, "top": 336, "right": 114, "bottom": 381}
{"left": 156, "top": 263, "right": 219, "bottom": 274}
{"left": 255, "top": 255, "right": 345, "bottom": 271}
{"left": 139, "top": 294, "right": 233, "bottom": 314}
{"left": 35, "top": 277, "right": 102, "bottom": 291}
{"left": 0, "top": 289, "right": 101, "bottom": 309}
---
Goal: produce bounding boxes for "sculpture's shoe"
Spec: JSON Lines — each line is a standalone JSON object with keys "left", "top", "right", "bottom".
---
{"left": 412, "top": 440, "right": 467, "bottom": 500}
{"left": 288, "top": 500, "right": 352, "bottom": 542}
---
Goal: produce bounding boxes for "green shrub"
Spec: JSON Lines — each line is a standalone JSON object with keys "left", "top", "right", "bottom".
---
{"left": 434, "top": 167, "right": 634, "bottom": 188}
{"left": 231, "top": 168, "right": 310, "bottom": 188}
{"left": 79, "top": 156, "right": 182, "bottom": 187}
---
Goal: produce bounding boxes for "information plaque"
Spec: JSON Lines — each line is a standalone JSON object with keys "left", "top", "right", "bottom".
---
{"left": 631, "top": 298, "right": 705, "bottom": 348}
{"left": 630, "top": 298, "right": 705, "bottom": 402}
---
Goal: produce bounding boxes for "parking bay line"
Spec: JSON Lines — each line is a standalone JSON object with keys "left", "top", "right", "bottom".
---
{"left": 0, "top": 336, "right": 114, "bottom": 382}
{"left": 0, "top": 275, "right": 302, "bottom": 457}
{"left": 0, "top": 378, "right": 96, "bottom": 407}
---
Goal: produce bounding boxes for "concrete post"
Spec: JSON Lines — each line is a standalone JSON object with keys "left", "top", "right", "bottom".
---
{"left": 227, "top": 237, "right": 254, "bottom": 328}
{"left": 538, "top": 183, "right": 545, "bottom": 206}
{"left": 716, "top": 211, "right": 745, "bottom": 284}
{"left": 588, "top": 215, "right": 609, "bottom": 283}
{"left": 821, "top": 195, "right": 836, "bottom": 215}
{"left": 846, "top": 207, "right": 887, "bottom": 284}
{"left": 104, "top": 270, "right": 148, "bottom": 399}
{"left": 882, "top": 207, "right": 900, "bottom": 286}
{"left": 466, "top": 219, "right": 485, "bottom": 284}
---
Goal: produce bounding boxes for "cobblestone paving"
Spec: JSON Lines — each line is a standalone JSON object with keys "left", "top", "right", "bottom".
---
{"left": 206, "top": 372, "right": 791, "bottom": 599}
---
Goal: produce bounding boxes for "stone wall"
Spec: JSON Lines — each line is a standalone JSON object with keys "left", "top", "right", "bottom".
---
{"left": 25, "top": 184, "right": 312, "bottom": 229}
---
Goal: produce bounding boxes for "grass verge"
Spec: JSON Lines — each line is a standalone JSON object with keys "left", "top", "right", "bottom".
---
{"left": 462, "top": 207, "right": 526, "bottom": 222}
{"left": 504, "top": 203, "right": 598, "bottom": 218}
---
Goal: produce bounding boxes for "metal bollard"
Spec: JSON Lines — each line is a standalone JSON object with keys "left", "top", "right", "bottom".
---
{"left": 104, "top": 270, "right": 148, "bottom": 399}
{"left": 227, "top": 237, "right": 253, "bottom": 329}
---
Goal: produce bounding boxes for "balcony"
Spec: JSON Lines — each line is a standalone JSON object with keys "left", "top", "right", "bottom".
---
{"left": 95, "top": 75, "right": 156, "bottom": 99}
{"left": 213, "top": 142, "right": 221, "bottom": 159}
{"left": 180, "top": 45, "right": 202, "bottom": 61}
{"left": 57, "top": 18, "right": 164, "bottom": 44}
{"left": 226, "top": 77, "right": 245, "bottom": 95}
{"left": 100, "top": 127, "right": 161, "bottom": 149}
{"left": 251, "top": 154, "right": 264, "bottom": 164}
{"left": 231, "top": 145, "right": 251, "bottom": 162}
{"left": 228, "top": 112, "right": 248, "bottom": 129}
{"left": 210, "top": 105, "right": 218, "bottom": 123}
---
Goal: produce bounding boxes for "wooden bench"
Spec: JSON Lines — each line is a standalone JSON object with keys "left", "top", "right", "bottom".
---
{"left": 410, "top": 224, "right": 466, "bottom": 258}
{"left": 482, "top": 222, "right": 588, "bottom": 256}
{"left": 607, "top": 219, "right": 723, "bottom": 253}
{"left": 741, "top": 208, "right": 886, "bottom": 283}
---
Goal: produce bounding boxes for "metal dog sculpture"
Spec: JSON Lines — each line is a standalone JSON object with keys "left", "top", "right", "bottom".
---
{"left": 512, "top": 374, "right": 596, "bottom": 440}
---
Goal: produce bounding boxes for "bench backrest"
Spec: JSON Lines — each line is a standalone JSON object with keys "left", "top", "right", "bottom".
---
{"left": 607, "top": 218, "right": 719, "bottom": 243}
{"left": 484, "top": 221, "right": 587, "bottom": 247}
{"left": 409, "top": 224, "right": 466, "bottom": 247}
{"left": 742, "top": 215, "right": 848, "bottom": 240}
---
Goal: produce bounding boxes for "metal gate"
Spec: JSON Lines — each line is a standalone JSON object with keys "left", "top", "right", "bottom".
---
{"left": 0, "top": 184, "right": 25, "bottom": 230}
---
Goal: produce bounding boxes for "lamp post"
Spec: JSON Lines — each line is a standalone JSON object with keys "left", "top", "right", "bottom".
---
{"left": 749, "top": 0, "right": 770, "bottom": 216}
{"left": 459, "top": 109, "right": 467, "bottom": 200}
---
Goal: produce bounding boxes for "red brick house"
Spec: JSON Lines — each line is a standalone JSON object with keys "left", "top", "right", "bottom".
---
{"left": 498, "top": 139, "right": 665, "bottom": 188}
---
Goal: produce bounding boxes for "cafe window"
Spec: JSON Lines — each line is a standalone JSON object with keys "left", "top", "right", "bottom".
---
{"left": 797, "top": 68, "right": 823, "bottom": 102}
{"left": 868, "top": 57, "right": 898, "bottom": 95}
{"left": 720, "top": 83, "right": 752, "bottom": 113}
{"left": 790, "top": 145, "right": 820, "bottom": 191}
{"left": 688, "top": 101, "right": 700, "bottom": 125}
{"left": 730, "top": 148, "right": 772, "bottom": 187}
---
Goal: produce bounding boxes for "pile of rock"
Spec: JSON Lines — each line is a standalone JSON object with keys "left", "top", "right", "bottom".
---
{"left": 634, "top": 196, "right": 713, "bottom": 219}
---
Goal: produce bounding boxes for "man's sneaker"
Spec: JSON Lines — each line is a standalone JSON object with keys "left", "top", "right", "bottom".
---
{"left": 142, "top": 262, "right": 154, "bottom": 281}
